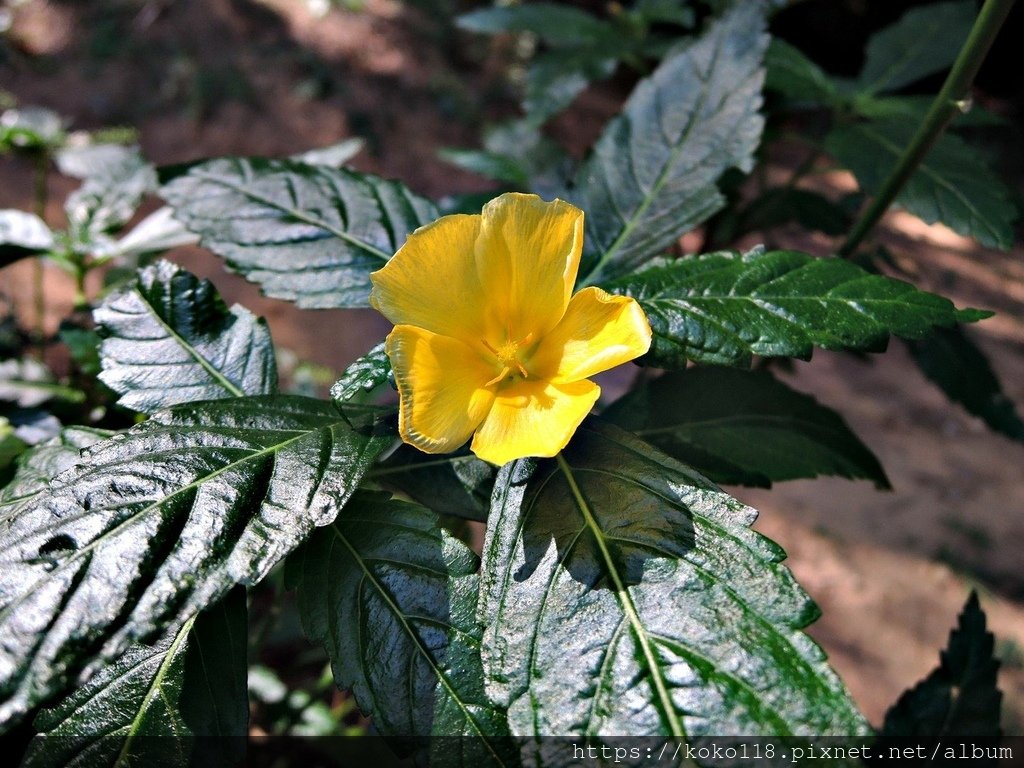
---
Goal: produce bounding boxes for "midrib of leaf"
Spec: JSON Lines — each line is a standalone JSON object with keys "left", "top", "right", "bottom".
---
{"left": 852, "top": 124, "right": 1002, "bottom": 243}
{"left": 113, "top": 615, "right": 194, "bottom": 767}
{"left": 191, "top": 169, "right": 392, "bottom": 263}
{"left": 0, "top": 421, "right": 339, "bottom": 626}
{"left": 140, "top": 293, "right": 245, "bottom": 399}
{"left": 583, "top": 35, "right": 721, "bottom": 283}
{"left": 328, "top": 525, "right": 508, "bottom": 764}
{"left": 554, "top": 454, "right": 689, "bottom": 743}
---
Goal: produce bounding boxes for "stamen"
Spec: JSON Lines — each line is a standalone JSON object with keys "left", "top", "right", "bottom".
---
{"left": 481, "top": 339, "right": 499, "bottom": 355}
{"left": 514, "top": 361, "right": 528, "bottom": 378}
{"left": 485, "top": 366, "right": 511, "bottom": 387}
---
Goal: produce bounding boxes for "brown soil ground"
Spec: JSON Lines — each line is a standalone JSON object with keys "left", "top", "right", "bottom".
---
{"left": 2, "top": 0, "right": 1023, "bottom": 733}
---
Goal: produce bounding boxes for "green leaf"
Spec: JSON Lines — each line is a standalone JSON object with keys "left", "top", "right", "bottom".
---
{"left": 765, "top": 38, "right": 841, "bottom": 106}
{"left": 603, "top": 367, "right": 889, "bottom": 488}
{"left": 852, "top": 94, "right": 1008, "bottom": 127}
{"left": 908, "top": 326, "right": 1024, "bottom": 442}
{"left": 523, "top": 50, "right": 618, "bottom": 123}
{"left": 734, "top": 188, "right": 850, "bottom": 237}
{"left": 857, "top": 1, "right": 975, "bottom": 95}
{"left": 570, "top": 4, "right": 768, "bottom": 283}
{"left": 0, "top": 427, "right": 110, "bottom": 525}
{"left": 371, "top": 447, "right": 495, "bottom": 522}
{"left": 330, "top": 342, "right": 390, "bottom": 404}
{"left": 100, "top": 206, "right": 198, "bottom": 260}
{"left": 289, "top": 492, "right": 515, "bottom": 764}
{"left": 882, "top": 592, "right": 1001, "bottom": 738}
{"left": 23, "top": 587, "right": 248, "bottom": 768}
{"left": 0, "top": 107, "right": 65, "bottom": 152}
{"left": 64, "top": 145, "right": 156, "bottom": 244}
{"left": 94, "top": 260, "right": 277, "bottom": 413}
{"left": 161, "top": 158, "right": 438, "bottom": 309}
{"left": 0, "top": 359, "right": 85, "bottom": 408}
{"left": 604, "top": 247, "right": 988, "bottom": 368}
{"left": 456, "top": 3, "right": 612, "bottom": 48}
{"left": 0, "top": 210, "right": 54, "bottom": 267}
{"left": 292, "top": 138, "right": 365, "bottom": 168}
{"left": 479, "top": 421, "right": 869, "bottom": 736}
{"left": 0, "top": 395, "right": 390, "bottom": 729}
{"left": 825, "top": 121, "right": 1017, "bottom": 249}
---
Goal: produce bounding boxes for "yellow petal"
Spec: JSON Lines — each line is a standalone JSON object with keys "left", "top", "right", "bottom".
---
{"left": 369, "top": 214, "right": 490, "bottom": 344}
{"left": 387, "top": 325, "right": 495, "bottom": 454}
{"left": 474, "top": 193, "right": 584, "bottom": 341}
{"left": 470, "top": 379, "right": 599, "bottom": 465}
{"left": 530, "top": 287, "right": 652, "bottom": 383}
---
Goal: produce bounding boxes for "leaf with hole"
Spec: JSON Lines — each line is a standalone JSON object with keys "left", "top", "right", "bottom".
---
{"left": 603, "top": 367, "right": 889, "bottom": 488}
{"left": 479, "top": 421, "right": 868, "bottom": 737}
{"left": 604, "top": 247, "right": 989, "bottom": 368}
{"left": 95, "top": 260, "right": 277, "bottom": 413}
{"left": 0, "top": 396, "right": 390, "bottom": 730}
{"left": 161, "top": 158, "right": 438, "bottom": 308}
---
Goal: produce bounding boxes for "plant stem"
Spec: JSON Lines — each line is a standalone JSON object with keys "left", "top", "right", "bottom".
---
{"left": 32, "top": 151, "right": 49, "bottom": 353}
{"left": 838, "top": 0, "right": 1016, "bottom": 257}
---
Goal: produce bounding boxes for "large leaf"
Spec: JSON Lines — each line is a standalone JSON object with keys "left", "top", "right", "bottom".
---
{"left": 882, "top": 592, "right": 1001, "bottom": 738}
{"left": 289, "top": 492, "right": 514, "bottom": 765}
{"left": 908, "top": 327, "right": 1024, "bottom": 443}
{"left": 825, "top": 121, "right": 1017, "bottom": 250}
{"left": 569, "top": 4, "right": 767, "bottom": 283}
{"left": 479, "top": 421, "right": 868, "bottom": 737}
{"left": 23, "top": 587, "right": 248, "bottom": 768}
{"left": 0, "top": 396, "right": 390, "bottom": 729}
{"left": 95, "top": 260, "right": 277, "bottom": 413}
{"left": 857, "top": 1, "right": 975, "bottom": 95}
{"left": 603, "top": 367, "right": 889, "bottom": 488}
{"left": 604, "top": 247, "right": 988, "bottom": 368}
{"left": 161, "top": 158, "right": 438, "bottom": 308}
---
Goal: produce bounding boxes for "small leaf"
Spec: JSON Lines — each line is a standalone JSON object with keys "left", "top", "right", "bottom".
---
{"left": 908, "top": 326, "right": 1024, "bottom": 443}
{"left": 765, "top": 38, "right": 841, "bottom": 105}
{"left": 0, "top": 107, "right": 64, "bottom": 152}
{"left": 372, "top": 446, "right": 495, "bottom": 522}
{"left": 102, "top": 206, "right": 198, "bottom": 260}
{"left": 570, "top": 4, "right": 768, "bottom": 283}
{"left": 857, "top": 1, "right": 975, "bottom": 95}
{"left": 95, "top": 260, "right": 277, "bottom": 413}
{"left": 457, "top": 3, "right": 612, "bottom": 47}
{"left": 292, "top": 138, "right": 365, "bottom": 168}
{"left": 23, "top": 587, "right": 248, "bottom": 768}
{"left": 289, "top": 492, "right": 515, "bottom": 764}
{"left": 0, "top": 210, "right": 54, "bottom": 266}
{"left": 330, "top": 342, "right": 390, "bottom": 403}
{"left": 523, "top": 50, "right": 618, "bottom": 123}
{"left": 825, "top": 120, "right": 1017, "bottom": 249}
{"left": 0, "top": 396, "right": 390, "bottom": 729}
{"left": 882, "top": 592, "right": 1001, "bottom": 738}
{"left": 0, "top": 359, "right": 85, "bottom": 408}
{"left": 603, "top": 367, "right": 889, "bottom": 488}
{"left": 480, "top": 421, "right": 868, "bottom": 737}
{"left": 161, "top": 158, "right": 438, "bottom": 309}
{"left": 604, "top": 247, "right": 989, "bottom": 368}
{"left": 64, "top": 146, "right": 156, "bottom": 243}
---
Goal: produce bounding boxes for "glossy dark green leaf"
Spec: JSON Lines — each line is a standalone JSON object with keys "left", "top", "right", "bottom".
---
{"left": 456, "top": 3, "right": 612, "bottom": 47}
{"left": 95, "top": 260, "right": 277, "bottom": 413}
{"left": 289, "top": 492, "right": 515, "bottom": 765}
{"left": 605, "top": 247, "right": 989, "bottom": 368}
{"left": 372, "top": 446, "right": 495, "bottom": 522}
{"left": 825, "top": 121, "right": 1016, "bottom": 249}
{"left": 603, "top": 367, "right": 889, "bottom": 488}
{"left": 64, "top": 145, "right": 156, "bottom": 243}
{"left": 882, "top": 592, "right": 1001, "bottom": 738}
{"left": 765, "top": 38, "right": 841, "bottom": 106}
{"left": 0, "top": 396, "right": 390, "bottom": 730}
{"left": 908, "top": 326, "right": 1024, "bottom": 442}
{"left": 161, "top": 158, "right": 438, "bottom": 308}
{"left": 0, "top": 210, "right": 54, "bottom": 267}
{"left": 23, "top": 587, "right": 248, "bottom": 768}
{"left": 480, "top": 421, "right": 868, "bottom": 737}
{"left": 857, "top": 1, "right": 974, "bottom": 95}
{"left": 570, "top": 4, "right": 767, "bottom": 283}
{"left": 330, "top": 342, "right": 389, "bottom": 403}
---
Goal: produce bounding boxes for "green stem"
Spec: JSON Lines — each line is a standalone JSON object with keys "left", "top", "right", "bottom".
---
{"left": 838, "top": 0, "right": 1016, "bottom": 257}
{"left": 32, "top": 151, "right": 49, "bottom": 353}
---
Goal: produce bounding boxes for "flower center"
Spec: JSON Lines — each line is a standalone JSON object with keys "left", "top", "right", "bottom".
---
{"left": 482, "top": 332, "right": 534, "bottom": 387}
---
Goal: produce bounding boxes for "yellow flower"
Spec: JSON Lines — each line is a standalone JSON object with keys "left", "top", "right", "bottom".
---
{"left": 369, "top": 192, "right": 652, "bottom": 465}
